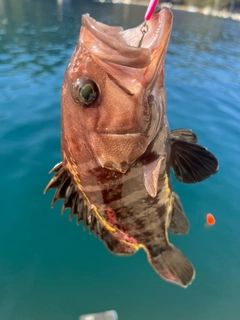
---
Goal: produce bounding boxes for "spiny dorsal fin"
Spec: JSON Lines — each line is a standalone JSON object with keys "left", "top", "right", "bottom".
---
{"left": 169, "top": 192, "right": 189, "bottom": 235}
{"left": 170, "top": 129, "right": 198, "bottom": 144}
{"left": 170, "top": 139, "right": 218, "bottom": 183}
{"left": 44, "top": 162, "right": 101, "bottom": 236}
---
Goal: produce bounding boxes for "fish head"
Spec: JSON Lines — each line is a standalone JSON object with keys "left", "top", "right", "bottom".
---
{"left": 62, "top": 8, "right": 172, "bottom": 173}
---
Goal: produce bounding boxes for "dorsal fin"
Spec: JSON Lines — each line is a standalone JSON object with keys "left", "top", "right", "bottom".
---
{"left": 44, "top": 162, "right": 101, "bottom": 235}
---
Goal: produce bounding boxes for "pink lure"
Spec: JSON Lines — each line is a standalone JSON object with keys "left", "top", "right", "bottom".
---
{"left": 145, "top": 0, "right": 159, "bottom": 21}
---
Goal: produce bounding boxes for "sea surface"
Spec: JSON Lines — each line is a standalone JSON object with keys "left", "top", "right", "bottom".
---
{"left": 1, "top": 0, "right": 240, "bottom": 319}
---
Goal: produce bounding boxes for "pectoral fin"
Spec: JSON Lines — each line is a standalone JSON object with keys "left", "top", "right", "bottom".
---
{"left": 170, "top": 139, "right": 218, "bottom": 183}
{"left": 171, "top": 129, "right": 198, "bottom": 143}
{"left": 143, "top": 156, "right": 164, "bottom": 198}
{"left": 169, "top": 192, "right": 189, "bottom": 235}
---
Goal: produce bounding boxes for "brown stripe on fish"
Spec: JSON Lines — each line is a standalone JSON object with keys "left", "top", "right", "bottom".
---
{"left": 92, "top": 172, "right": 173, "bottom": 254}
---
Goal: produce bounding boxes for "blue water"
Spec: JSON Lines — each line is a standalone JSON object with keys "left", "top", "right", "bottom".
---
{"left": 1, "top": 0, "right": 240, "bottom": 319}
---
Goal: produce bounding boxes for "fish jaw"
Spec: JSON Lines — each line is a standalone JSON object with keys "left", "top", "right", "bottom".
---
{"left": 61, "top": 8, "right": 172, "bottom": 173}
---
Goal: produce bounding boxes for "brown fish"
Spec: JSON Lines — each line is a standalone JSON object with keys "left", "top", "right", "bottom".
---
{"left": 44, "top": 8, "right": 218, "bottom": 287}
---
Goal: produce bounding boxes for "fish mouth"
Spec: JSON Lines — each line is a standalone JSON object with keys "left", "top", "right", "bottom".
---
{"left": 82, "top": 8, "right": 172, "bottom": 68}
{"left": 97, "top": 132, "right": 146, "bottom": 137}
{"left": 81, "top": 8, "right": 172, "bottom": 93}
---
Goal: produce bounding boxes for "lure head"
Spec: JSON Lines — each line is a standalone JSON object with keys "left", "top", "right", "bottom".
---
{"left": 61, "top": 8, "right": 172, "bottom": 173}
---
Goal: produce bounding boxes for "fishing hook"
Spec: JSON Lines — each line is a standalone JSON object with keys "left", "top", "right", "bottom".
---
{"left": 138, "top": 21, "right": 149, "bottom": 47}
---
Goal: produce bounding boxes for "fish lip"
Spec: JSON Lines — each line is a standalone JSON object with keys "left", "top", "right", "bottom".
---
{"left": 81, "top": 8, "right": 172, "bottom": 69}
{"left": 96, "top": 132, "right": 147, "bottom": 137}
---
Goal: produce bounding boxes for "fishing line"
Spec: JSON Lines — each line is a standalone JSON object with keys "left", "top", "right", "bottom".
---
{"left": 138, "top": 0, "right": 159, "bottom": 47}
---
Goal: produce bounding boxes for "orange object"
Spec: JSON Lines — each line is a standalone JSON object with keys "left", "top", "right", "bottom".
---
{"left": 206, "top": 213, "right": 215, "bottom": 225}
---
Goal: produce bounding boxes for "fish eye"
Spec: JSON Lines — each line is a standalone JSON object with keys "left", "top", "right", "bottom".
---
{"left": 72, "top": 78, "right": 99, "bottom": 107}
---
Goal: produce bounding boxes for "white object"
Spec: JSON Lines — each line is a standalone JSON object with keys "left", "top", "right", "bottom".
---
{"left": 80, "top": 310, "right": 118, "bottom": 320}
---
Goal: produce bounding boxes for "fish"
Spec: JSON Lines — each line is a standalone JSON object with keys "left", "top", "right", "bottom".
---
{"left": 44, "top": 8, "right": 218, "bottom": 287}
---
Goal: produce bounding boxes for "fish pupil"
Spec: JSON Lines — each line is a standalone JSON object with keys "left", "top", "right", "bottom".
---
{"left": 78, "top": 81, "right": 98, "bottom": 106}
{"left": 80, "top": 83, "right": 96, "bottom": 103}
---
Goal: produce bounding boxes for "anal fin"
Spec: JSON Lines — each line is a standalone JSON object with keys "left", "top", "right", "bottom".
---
{"left": 169, "top": 192, "right": 189, "bottom": 235}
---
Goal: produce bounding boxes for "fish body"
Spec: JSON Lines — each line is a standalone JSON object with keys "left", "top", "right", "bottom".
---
{"left": 45, "top": 8, "right": 218, "bottom": 287}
